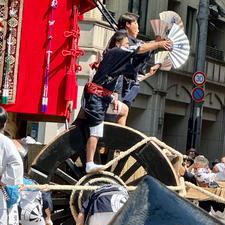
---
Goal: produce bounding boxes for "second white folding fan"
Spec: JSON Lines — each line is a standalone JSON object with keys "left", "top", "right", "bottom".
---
{"left": 168, "top": 24, "right": 190, "bottom": 69}
{"left": 159, "top": 11, "right": 184, "bottom": 31}
{"left": 155, "top": 51, "right": 172, "bottom": 71}
{"left": 150, "top": 19, "right": 170, "bottom": 39}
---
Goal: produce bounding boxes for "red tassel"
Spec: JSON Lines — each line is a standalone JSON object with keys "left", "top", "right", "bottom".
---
{"left": 64, "top": 70, "right": 78, "bottom": 109}
{"left": 79, "top": 14, "right": 84, "bottom": 20}
{"left": 73, "top": 81, "right": 78, "bottom": 109}
{"left": 65, "top": 101, "right": 71, "bottom": 122}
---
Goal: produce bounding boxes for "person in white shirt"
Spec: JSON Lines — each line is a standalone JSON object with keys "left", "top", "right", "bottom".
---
{"left": 213, "top": 157, "right": 225, "bottom": 181}
{"left": 0, "top": 106, "right": 24, "bottom": 225}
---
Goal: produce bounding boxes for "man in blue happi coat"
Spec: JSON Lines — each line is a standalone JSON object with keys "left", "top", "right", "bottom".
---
{"left": 83, "top": 31, "right": 171, "bottom": 173}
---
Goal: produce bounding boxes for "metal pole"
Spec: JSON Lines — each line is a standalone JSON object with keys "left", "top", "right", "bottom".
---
{"left": 92, "top": 0, "right": 118, "bottom": 32}
{"left": 186, "top": 0, "right": 209, "bottom": 151}
{"left": 96, "top": 0, "right": 118, "bottom": 27}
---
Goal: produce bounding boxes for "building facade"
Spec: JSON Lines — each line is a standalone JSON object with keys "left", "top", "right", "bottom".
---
{"left": 73, "top": 0, "right": 225, "bottom": 162}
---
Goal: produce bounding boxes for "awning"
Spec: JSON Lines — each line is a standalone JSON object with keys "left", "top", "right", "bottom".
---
{"left": 76, "top": 0, "right": 96, "bottom": 14}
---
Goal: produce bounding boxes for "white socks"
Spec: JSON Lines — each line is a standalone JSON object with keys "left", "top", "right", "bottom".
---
{"left": 86, "top": 162, "right": 104, "bottom": 173}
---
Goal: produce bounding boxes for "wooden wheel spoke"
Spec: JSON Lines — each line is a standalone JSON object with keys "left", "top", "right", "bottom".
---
{"left": 70, "top": 153, "right": 79, "bottom": 162}
{"left": 105, "top": 148, "right": 115, "bottom": 171}
{"left": 29, "top": 167, "right": 49, "bottom": 184}
{"left": 65, "top": 158, "right": 85, "bottom": 180}
{"left": 94, "top": 148, "right": 102, "bottom": 165}
{"left": 120, "top": 161, "right": 141, "bottom": 182}
{"left": 111, "top": 155, "right": 129, "bottom": 176}
{"left": 106, "top": 148, "right": 115, "bottom": 162}
{"left": 75, "top": 151, "right": 86, "bottom": 168}
{"left": 52, "top": 197, "right": 69, "bottom": 206}
{"left": 55, "top": 168, "right": 77, "bottom": 184}
{"left": 126, "top": 175, "right": 146, "bottom": 186}
{"left": 51, "top": 208, "right": 71, "bottom": 220}
{"left": 132, "top": 144, "right": 149, "bottom": 158}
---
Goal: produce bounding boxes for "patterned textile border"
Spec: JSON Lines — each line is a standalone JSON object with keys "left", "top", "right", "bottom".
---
{"left": 0, "top": 0, "right": 24, "bottom": 103}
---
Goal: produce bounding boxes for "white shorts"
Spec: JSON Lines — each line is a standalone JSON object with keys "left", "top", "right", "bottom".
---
{"left": 106, "top": 101, "right": 122, "bottom": 115}
{"left": 89, "top": 122, "right": 104, "bottom": 138}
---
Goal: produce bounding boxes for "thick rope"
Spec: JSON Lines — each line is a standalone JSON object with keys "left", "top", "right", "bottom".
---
{"left": 101, "top": 136, "right": 183, "bottom": 172}
{"left": 22, "top": 181, "right": 186, "bottom": 194}
{"left": 69, "top": 172, "right": 128, "bottom": 221}
{"left": 23, "top": 183, "right": 189, "bottom": 193}
{"left": 22, "top": 137, "right": 186, "bottom": 198}
{"left": 23, "top": 180, "right": 225, "bottom": 204}
{"left": 101, "top": 137, "right": 154, "bottom": 171}
{"left": 100, "top": 137, "right": 152, "bottom": 170}
{"left": 23, "top": 184, "right": 105, "bottom": 191}
{"left": 179, "top": 177, "right": 187, "bottom": 197}
{"left": 151, "top": 137, "right": 183, "bottom": 158}
{"left": 23, "top": 135, "right": 225, "bottom": 220}
{"left": 22, "top": 180, "right": 225, "bottom": 215}
{"left": 167, "top": 177, "right": 186, "bottom": 197}
{"left": 24, "top": 135, "right": 225, "bottom": 207}
{"left": 185, "top": 181, "right": 225, "bottom": 204}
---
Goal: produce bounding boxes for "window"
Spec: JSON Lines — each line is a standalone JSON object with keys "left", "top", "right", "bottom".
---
{"left": 186, "top": 6, "right": 197, "bottom": 43}
{"left": 168, "top": 0, "right": 181, "bottom": 11}
{"left": 207, "top": 19, "right": 225, "bottom": 61}
{"left": 128, "top": 0, "right": 149, "bottom": 34}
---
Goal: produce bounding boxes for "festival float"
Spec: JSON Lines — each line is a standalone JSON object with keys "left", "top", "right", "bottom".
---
{"left": 0, "top": 0, "right": 95, "bottom": 121}
{"left": 1, "top": 1, "right": 225, "bottom": 225}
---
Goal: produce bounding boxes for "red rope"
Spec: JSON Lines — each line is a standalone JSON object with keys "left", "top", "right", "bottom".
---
{"left": 62, "top": 4, "right": 84, "bottom": 121}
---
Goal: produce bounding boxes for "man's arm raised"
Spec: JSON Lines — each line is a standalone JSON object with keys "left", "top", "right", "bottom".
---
{"left": 138, "top": 40, "right": 172, "bottom": 54}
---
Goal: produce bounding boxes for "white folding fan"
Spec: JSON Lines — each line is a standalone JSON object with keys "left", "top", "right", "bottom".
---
{"left": 150, "top": 19, "right": 170, "bottom": 39}
{"left": 159, "top": 11, "right": 184, "bottom": 31}
{"left": 155, "top": 51, "right": 172, "bottom": 71}
{"left": 167, "top": 24, "right": 190, "bottom": 69}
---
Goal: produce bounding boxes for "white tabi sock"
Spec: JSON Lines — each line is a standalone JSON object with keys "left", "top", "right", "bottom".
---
{"left": 86, "top": 162, "right": 104, "bottom": 174}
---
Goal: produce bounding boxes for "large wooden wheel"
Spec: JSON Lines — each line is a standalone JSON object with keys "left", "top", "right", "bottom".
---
{"left": 29, "top": 122, "right": 179, "bottom": 225}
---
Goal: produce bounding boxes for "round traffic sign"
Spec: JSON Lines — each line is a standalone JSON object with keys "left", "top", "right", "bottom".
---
{"left": 192, "top": 87, "right": 205, "bottom": 102}
{"left": 193, "top": 71, "right": 206, "bottom": 86}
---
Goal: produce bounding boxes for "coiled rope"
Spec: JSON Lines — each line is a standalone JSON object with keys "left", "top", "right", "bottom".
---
{"left": 22, "top": 136, "right": 225, "bottom": 221}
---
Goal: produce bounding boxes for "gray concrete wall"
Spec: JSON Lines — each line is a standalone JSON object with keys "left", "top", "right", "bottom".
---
{"left": 127, "top": 0, "right": 225, "bottom": 162}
